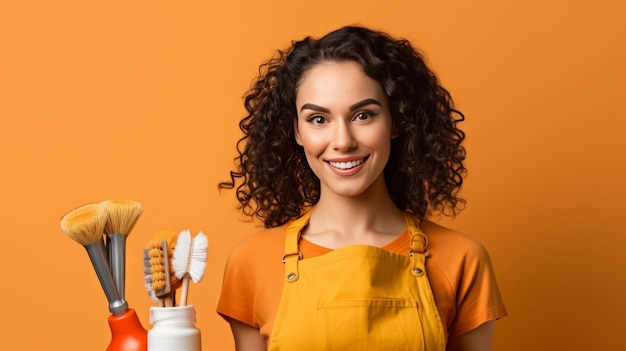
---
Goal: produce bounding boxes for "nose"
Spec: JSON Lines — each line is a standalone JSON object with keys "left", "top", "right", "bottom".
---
{"left": 331, "top": 120, "right": 357, "bottom": 151}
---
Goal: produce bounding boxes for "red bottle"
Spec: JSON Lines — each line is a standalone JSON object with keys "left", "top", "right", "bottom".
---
{"left": 107, "top": 308, "right": 148, "bottom": 351}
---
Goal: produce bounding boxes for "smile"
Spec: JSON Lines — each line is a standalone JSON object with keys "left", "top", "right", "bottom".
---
{"left": 328, "top": 158, "right": 365, "bottom": 170}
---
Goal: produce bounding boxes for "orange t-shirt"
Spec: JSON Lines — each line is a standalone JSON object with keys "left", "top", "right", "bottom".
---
{"left": 217, "top": 218, "right": 507, "bottom": 341}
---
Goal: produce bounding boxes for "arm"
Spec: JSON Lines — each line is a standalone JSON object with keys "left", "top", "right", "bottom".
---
{"left": 446, "top": 320, "right": 495, "bottom": 351}
{"left": 227, "top": 317, "right": 267, "bottom": 351}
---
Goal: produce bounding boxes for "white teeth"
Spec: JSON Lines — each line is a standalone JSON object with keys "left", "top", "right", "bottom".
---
{"left": 329, "top": 159, "right": 364, "bottom": 170}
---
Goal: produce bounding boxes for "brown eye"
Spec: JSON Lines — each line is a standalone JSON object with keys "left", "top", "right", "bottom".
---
{"left": 354, "top": 111, "right": 375, "bottom": 121}
{"left": 307, "top": 115, "right": 328, "bottom": 125}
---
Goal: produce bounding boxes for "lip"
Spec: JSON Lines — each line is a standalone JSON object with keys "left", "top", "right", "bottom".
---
{"left": 326, "top": 156, "right": 369, "bottom": 175}
{"left": 326, "top": 155, "right": 369, "bottom": 163}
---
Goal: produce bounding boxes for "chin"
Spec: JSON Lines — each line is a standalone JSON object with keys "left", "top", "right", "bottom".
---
{"left": 323, "top": 183, "right": 377, "bottom": 199}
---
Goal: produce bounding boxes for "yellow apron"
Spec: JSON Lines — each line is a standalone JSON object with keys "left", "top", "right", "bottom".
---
{"left": 268, "top": 210, "right": 446, "bottom": 350}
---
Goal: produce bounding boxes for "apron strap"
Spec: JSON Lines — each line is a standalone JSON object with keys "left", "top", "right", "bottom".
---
{"left": 282, "top": 210, "right": 430, "bottom": 280}
{"left": 404, "top": 213, "right": 430, "bottom": 277}
{"left": 282, "top": 210, "right": 311, "bottom": 283}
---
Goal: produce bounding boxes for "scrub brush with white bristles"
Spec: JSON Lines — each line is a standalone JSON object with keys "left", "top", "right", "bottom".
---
{"left": 172, "top": 230, "right": 209, "bottom": 306}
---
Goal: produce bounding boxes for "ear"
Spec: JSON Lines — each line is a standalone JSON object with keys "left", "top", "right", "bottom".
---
{"left": 294, "top": 118, "right": 303, "bottom": 145}
{"left": 390, "top": 124, "right": 400, "bottom": 139}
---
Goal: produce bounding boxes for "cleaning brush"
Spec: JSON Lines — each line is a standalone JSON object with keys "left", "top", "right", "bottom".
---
{"left": 172, "top": 230, "right": 209, "bottom": 306}
{"left": 60, "top": 203, "right": 128, "bottom": 315}
{"left": 153, "top": 230, "right": 181, "bottom": 292}
{"left": 143, "top": 248, "right": 159, "bottom": 303}
{"left": 102, "top": 199, "right": 144, "bottom": 301}
{"left": 147, "top": 239, "right": 173, "bottom": 307}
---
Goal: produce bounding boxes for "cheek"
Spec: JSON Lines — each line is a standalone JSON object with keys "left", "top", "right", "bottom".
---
{"left": 296, "top": 126, "right": 327, "bottom": 152}
{"left": 299, "top": 134, "right": 326, "bottom": 155}
{"left": 365, "top": 127, "right": 393, "bottom": 148}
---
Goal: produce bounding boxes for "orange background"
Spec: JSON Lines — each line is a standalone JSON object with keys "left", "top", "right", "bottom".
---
{"left": 1, "top": 1, "right": 624, "bottom": 350}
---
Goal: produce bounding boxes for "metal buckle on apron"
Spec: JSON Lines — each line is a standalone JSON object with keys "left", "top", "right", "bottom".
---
{"left": 408, "top": 250, "right": 431, "bottom": 259}
{"left": 281, "top": 251, "right": 303, "bottom": 263}
{"left": 408, "top": 231, "right": 430, "bottom": 277}
{"left": 408, "top": 249, "right": 430, "bottom": 276}
{"left": 282, "top": 251, "right": 303, "bottom": 282}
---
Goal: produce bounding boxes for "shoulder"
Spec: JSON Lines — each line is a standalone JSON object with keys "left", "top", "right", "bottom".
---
{"left": 421, "top": 219, "right": 489, "bottom": 263}
{"left": 421, "top": 219, "right": 498, "bottom": 304}
{"left": 231, "top": 225, "right": 287, "bottom": 250}
{"left": 218, "top": 224, "right": 289, "bottom": 327}
{"left": 421, "top": 220, "right": 507, "bottom": 336}
{"left": 226, "top": 224, "right": 288, "bottom": 269}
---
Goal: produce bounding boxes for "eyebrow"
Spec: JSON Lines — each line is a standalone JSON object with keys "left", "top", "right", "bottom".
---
{"left": 349, "top": 98, "right": 382, "bottom": 111}
{"left": 299, "top": 98, "right": 382, "bottom": 113}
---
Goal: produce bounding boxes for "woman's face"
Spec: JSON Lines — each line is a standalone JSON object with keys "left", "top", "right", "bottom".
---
{"left": 295, "top": 60, "right": 395, "bottom": 199}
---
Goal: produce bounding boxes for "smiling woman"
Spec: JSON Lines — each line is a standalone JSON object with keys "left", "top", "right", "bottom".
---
{"left": 217, "top": 25, "right": 507, "bottom": 351}
{"left": 295, "top": 61, "right": 394, "bottom": 200}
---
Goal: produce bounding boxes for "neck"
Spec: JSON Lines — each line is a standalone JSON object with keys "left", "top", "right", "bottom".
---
{"left": 308, "top": 178, "right": 406, "bottom": 238}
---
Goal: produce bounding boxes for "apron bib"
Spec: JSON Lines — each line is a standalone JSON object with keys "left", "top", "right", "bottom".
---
{"left": 268, "top": 210, "right": 446, "bottom": 351}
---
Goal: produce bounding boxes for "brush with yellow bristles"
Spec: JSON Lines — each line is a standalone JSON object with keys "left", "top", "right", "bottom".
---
{"left": 60, "top": 203, "right": 128, "bottom": 315}
{"left": 147, "top": 230, "right": 179, "bottom": 307}
{"left": 172, "top": 230, "right": 209, "bottom": 306}
{"left": 102, "top": 199, "right": 144, "bottom": 302}
{"left": 143, "top": 248, "right": 159, "bottom": 303}
{"left": 153, "top": 230, "right": 182, "bottom": 292}
{"left": 147, "top": 239, "right": 172, "bottom": 307}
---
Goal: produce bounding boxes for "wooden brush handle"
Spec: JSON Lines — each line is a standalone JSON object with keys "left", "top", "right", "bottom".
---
{"left": 179, "top": 276, "right": 190, "bottom": 306}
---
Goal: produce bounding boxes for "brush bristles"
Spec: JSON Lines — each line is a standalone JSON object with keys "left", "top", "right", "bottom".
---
{"left": 188, "top": 231, "right": 208, "bottom": 283}
{"left": 102, "top": 199, "right": 143, "bottom": 235}
{"left": 144, "top": 249, "right": 159, "bottom": 302}
{"left": 173, "top": 230, "right": 209, "bottom": 283}
{"left": 60, "top": 203, "right": 107, "bottom": 246}
{"left": 172, "top": 230, "right": 193, "bottom": 279}
{"left": 148, "top": 240, "right": 169, "bottom": 294}
{"left": 154, "top": 230, "right": 181, "bottom": 289}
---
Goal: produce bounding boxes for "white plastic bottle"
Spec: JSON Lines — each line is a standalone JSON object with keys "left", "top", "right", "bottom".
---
{"left": 148, "top": 305, "right": 202, "bottom": 351}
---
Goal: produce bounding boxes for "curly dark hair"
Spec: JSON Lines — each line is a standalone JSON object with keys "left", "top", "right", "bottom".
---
{"left": 219, "top": 25, "right": 466, "bottom": 228}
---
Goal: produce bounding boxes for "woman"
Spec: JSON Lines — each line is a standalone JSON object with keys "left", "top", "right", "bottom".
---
{"left": 218, "top": 25, "right": 507, "bottom": 350}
